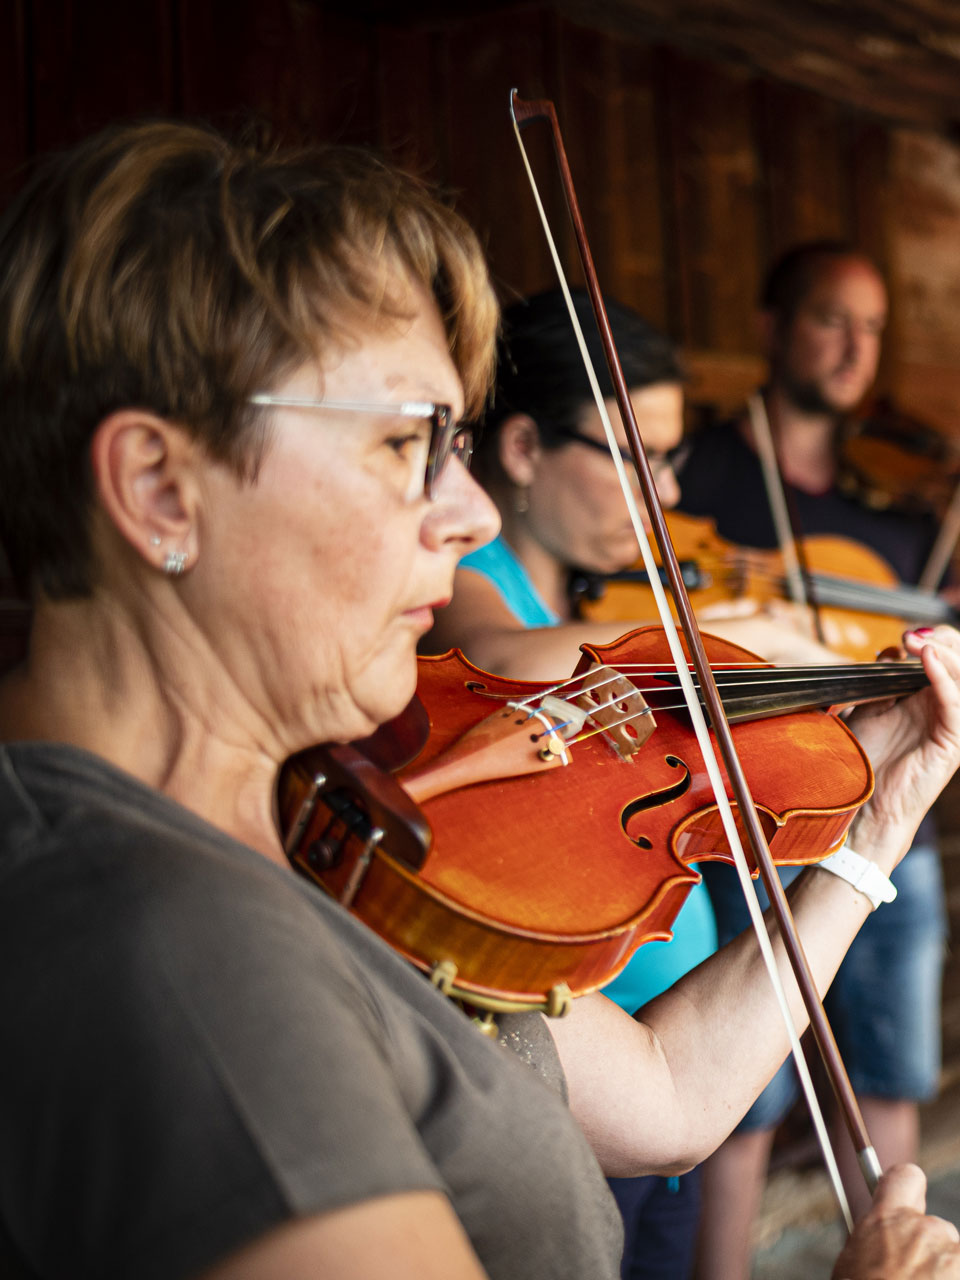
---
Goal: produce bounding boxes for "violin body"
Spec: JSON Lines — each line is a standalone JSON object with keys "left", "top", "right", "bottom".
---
{"left": 579, "top": 511, "right": 953, "bottom": 662}
{"left": 838, "top": 401, "right": 960, "bottom": 516}
{"left": 280, "top": 628, "right": 874, "bottom": 1014}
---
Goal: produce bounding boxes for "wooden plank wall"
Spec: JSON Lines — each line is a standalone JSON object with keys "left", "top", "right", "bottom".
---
{"left": 4, "top": 0, "right": 960, "bottom": 1068}
{"left": 889, "top": 130, "right": 960, "bottom": 435}
{"left": 5, "top": 2, "right": 958, "bottom": 419}
{"left": 0, "top": 7, "right": 893, "bottom": 361}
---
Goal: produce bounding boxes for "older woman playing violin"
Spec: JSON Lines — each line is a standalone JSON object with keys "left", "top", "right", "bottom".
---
{"left": 1, "top": 122, "right": 959, "bottom": 1280}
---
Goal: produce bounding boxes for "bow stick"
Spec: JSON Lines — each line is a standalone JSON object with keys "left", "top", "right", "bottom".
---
{"left": 920, "top": 471, "right": 960, "bottom": 592}
{"left": 747, "top": 391, "right": 828, "bottom": 643}
{"left": 509, "top": 88, "right": 881, "bottom": 1229}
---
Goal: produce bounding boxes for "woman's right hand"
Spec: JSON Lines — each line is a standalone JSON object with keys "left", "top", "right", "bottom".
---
{"left": 831, "top": 1164, "right": 960, "bottom": 1279}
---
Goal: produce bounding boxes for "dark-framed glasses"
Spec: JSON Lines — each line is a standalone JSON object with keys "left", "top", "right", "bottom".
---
{"left": 552, "top": 428, "right": 687, "bottom": 478}
{"left": 247, "top": 394, "right": 473, "bottom": 500}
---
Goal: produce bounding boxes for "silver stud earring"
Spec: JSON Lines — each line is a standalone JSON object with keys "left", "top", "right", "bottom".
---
{"left": 163, "top": 550, "right": 188, "bottom": 576}
{"left": 149, "top": 535, "right": 162, "bottom": 547}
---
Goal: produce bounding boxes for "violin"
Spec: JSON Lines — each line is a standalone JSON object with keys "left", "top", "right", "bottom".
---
{"left": 574, "top": 510, "right": 957, "bottom": 662}
{"left": 838, "top": 397, "right": 960, "bottom": 516}
{"left": 278, "top": 627, "right": 926, "bottom": 1016}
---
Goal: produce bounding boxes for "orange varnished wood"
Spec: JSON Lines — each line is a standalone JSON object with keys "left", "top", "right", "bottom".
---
{"left": 580, "top": 510, "right": 924, "bottom": 662}
{"left": 280, "top": 630, "right": 874, "bottom": 1011}
{"left": 839, "top": 404, "right": 960, "bottom": 515}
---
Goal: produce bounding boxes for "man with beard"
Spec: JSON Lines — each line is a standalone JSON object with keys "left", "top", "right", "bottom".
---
{"left": 677, "top": 243, "right": 948, "bottom": 1279}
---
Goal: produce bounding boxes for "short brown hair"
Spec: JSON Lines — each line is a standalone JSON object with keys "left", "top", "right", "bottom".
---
{"left": 761, "top": 240, "right": 879, "bottom": 326}
{"left": 0, "top": 121, "right": 498, "bottom": 598}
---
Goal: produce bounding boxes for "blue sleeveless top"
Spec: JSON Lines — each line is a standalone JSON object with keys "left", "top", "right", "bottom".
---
{"left": 458, "top": 537, "right": 717, "bottom": 1012}
{"left": 460, "top": 537, "right": 560, "bottom": 627}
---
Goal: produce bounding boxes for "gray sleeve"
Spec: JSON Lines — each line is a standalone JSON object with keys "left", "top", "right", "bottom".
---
{"left": 497, "top": 1012, "right": 568, "bottom": 1102}
{"left": 3, "top": 856, "right": 444, "bottom": 1280}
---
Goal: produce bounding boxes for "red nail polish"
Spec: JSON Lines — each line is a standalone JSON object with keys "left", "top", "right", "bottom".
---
{"left": 913, "top": 627, "right": 934, "bottom": 636}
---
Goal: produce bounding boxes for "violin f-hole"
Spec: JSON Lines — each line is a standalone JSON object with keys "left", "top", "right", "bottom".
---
{"left": 620, "top": 755, "right": 692, "bottom": 850}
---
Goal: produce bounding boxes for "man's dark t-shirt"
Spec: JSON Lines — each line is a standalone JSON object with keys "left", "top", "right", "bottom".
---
{"left": 676, "top": 416, "right": 940, "bottom": 844}
{"left": 677, "top": 419, "right": 938, "bottom": 584}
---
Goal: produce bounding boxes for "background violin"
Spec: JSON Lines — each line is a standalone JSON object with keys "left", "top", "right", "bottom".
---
{"left": 279, "top": 628, "right": 927, "bottom": 1018}
{"left": 575, "top": 510, "right": 957, "bottom": 661}
{"left": 838, "top": 396, "right": 960, "bottom": 516}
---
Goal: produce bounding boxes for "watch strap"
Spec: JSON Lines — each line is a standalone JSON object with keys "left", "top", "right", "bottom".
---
{"left": 817, "top": 844, "right": 897, "bottom": 911}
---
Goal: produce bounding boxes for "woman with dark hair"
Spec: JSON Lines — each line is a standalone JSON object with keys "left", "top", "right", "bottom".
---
{"left": 427, "top": 289, "right": 841, "bottom": 681}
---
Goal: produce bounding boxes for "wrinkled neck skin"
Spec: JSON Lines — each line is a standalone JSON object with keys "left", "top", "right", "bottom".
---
{"left": 0, "top": 582, "right": 314, "bottom": 868}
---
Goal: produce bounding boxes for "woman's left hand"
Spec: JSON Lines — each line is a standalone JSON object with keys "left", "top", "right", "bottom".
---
{"left": 844, "top": 626, "right": 960, "bottom": 870}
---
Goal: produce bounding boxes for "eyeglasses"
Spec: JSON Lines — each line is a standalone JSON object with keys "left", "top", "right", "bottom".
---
{"left": 247, "top": 394, "right": 473, "bottom": 501}
{"left": 552, "top": 428, "right": 686, "bottom": 478}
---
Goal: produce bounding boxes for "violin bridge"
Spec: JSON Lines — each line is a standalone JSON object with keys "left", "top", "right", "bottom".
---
{"left": 572, "top": 664, "right": 656, "bottom": 760}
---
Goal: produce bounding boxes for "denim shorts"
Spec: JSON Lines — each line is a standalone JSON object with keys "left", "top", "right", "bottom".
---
{"left": 701, "top": 842, "right": 948, "bottom": 1131}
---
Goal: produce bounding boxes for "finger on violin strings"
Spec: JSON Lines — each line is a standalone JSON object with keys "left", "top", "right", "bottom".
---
{"left": 904, "top": 624, "right": 960, "bottom": 656}
{"left": 913, "top": 632, "right": 960, "bottom": 686}
{"left": 876, "top": 643, "right": 908, "bottom": 662}
{"left": 903, "top": 629, "right": 960, "bottom": 690}
{"left": 923, "top": 653, "right": 960, "bottom": 723}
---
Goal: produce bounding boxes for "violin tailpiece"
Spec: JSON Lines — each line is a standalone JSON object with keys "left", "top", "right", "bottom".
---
{"left": 401, "top": 703, "right": 572, "bottom": 805}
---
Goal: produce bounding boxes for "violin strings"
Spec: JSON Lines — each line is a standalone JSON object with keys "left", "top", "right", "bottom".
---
{"left": 508, "top": 661, "right": 922, "bottom": 711}
{"left": 561, "top": 678, "right": 919, "bottom": 749}
{"left": 514, "top": 668, "right": 921, "bottom": 722}
{"left": 589, "top": 661, "right": 908, "bottom": 674}
{"left": 516, "top": 661, "right": 926, "bottom": 748}
{"left": 508, "top": 660, "right": 916, "bottom": 699}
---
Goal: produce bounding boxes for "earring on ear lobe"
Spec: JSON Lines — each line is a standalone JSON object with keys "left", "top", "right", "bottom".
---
{"left": 149, "top": 535, "right": 162, "bottom": 547}
{"left": 163, "top": 550, "right": 188, "bottom": 576}
{"left": 515, "top": 486, "right": 530, "bottom": 515}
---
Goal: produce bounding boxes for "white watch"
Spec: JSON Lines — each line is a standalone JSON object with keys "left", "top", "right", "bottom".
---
{"left": 816, "top": 844, "right": 897, "bottom": 911}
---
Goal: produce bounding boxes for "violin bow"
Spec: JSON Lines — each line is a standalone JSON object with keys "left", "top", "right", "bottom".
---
{"left": 920, "top": 471, "right": 960, "bottom": 592}
{"left": 509, "top": 88, "right": 879, "bottom": 1229}
{"left": 746, "top": 392, "right": 828, "bottom": 643}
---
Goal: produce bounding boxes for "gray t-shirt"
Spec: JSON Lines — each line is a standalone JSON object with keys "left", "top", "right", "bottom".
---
{"left": 0, "top": 743, "right": 622, "bottom": 1279}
